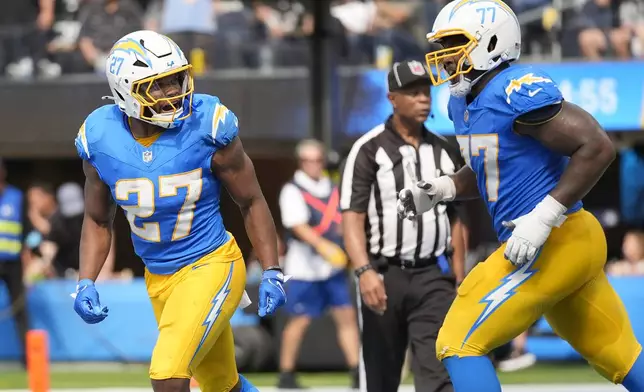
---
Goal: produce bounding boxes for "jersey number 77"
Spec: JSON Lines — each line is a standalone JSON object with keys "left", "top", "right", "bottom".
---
{"left": 457, "top": 134, "right": 499, "bottom": 202}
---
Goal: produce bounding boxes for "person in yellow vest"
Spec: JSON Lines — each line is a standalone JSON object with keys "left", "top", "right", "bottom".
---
{"left": 277, "top": 139, "right": 360, "bottom": 389}
{"left": 0, "top": 159, "right": 28, "bottom": 367}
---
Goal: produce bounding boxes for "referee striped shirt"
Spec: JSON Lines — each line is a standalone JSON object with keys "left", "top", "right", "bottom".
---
{"left": 339, "top": 116, "right": 463, "bottom": 261}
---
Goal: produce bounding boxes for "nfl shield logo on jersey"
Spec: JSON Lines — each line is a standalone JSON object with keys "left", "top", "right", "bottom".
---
{"left": 143, "top": 150, "right": 153, "bottom": 163}
{"left": 464, "top": 110, "right": 469, "bottom": 122}
{"left": 408, "top": 60, "right": 426, "bottom": 76}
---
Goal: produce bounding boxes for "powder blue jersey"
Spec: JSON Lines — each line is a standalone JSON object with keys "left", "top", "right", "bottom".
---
{"left": 448, "top": 65, "right": 582, "bottom": 242}
{"left": 75, "top": 94, "right": 238, "bottom": 274}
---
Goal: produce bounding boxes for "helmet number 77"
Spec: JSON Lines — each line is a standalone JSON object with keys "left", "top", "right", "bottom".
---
{"left": 476, "top": 7, "right": 497, "bottom": 24}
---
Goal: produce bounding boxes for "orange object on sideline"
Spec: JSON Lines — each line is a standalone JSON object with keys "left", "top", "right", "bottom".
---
{"left": 26, "top": 329, "right": 50, "bottom": 392}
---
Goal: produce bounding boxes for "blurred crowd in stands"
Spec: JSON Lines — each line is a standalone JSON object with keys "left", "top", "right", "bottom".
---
{"left": 1, "top": 0, "right": 642, "bottom": 279}
{"left": 21, "top": 181, "right": 131, "bottom": 285}
{"left": 1, "top": 0, "right": 644, "bottom": 79}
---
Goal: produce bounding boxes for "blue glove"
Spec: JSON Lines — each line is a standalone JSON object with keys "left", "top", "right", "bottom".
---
{"left": 72, "top": 279, "right": 109, "bottom": 324}
{"left": 258, "top": 268, "right": 287, "bottom": 317}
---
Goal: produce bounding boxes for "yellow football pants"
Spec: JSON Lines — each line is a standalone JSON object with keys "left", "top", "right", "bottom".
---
{"left": 145, "top": 236, "right": 246, "bottom": 392}
{"left": 436, "top": 209, "right": 642, "bottom": 383}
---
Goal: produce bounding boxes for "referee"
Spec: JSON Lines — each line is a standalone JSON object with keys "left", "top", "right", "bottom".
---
{"left": 340, "top": 60, "right": 465, "bottom": 392}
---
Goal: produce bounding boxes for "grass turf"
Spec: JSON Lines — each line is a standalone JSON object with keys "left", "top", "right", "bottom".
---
{"left": 0, "top": 362, "right": 609, "bottom": 389}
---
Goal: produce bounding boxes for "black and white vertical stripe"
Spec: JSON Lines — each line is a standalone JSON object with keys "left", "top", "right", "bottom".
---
{"left": 339, "top": 120, "right": 461, "bottom": 260}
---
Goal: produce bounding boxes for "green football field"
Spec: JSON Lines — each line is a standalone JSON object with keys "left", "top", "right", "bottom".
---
{"left": 0, "top": 362, "right": 608, "bottom": 389}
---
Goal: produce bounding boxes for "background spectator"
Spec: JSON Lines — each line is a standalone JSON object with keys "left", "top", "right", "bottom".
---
{"left": 39, "top": 182, "right": 84, "bottom": 279}
{"left": 26, "top": 182, "right": 57, "bottom": 240}
{"left": 576, "top": 0, "right": 630, "bottom": 60}
{"left": 144, "top": 0, "right": 217, "bottom": 72}
{"left": 77, "top": 0, "right": 143, "bottom": 74}
{"left": 607, "top": 230, "right": 644, "bottom": 276}
{"left": 0, "top": 160, "right": 28, "bottom": 367}
{"left": 0, "top": 0, "right": 61, "bottom": 79}
{"left": 5, "top": 0, "right": 644, "bottom": 78}
{"left": 278, "top": 139, "right": 360, "bottom": 389}
{"left": 22, "top": 182, "right": 58, "bottom": 283}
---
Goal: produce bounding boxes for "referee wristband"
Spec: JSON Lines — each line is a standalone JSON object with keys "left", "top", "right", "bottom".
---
{"left": 354, "top": 264, "right": 374, "bottom": 278}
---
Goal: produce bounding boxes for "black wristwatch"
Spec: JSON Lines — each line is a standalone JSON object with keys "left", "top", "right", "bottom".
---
{"left": 354, "top": 264, "right": 374, "bottom": 278}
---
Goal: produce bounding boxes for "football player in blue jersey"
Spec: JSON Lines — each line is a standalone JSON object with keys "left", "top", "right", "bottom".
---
{"left": 71, "top": 30, "right": 287, "bottom": 392}
{"left": 397, "top": 1, "right": 644, "bottom": 391}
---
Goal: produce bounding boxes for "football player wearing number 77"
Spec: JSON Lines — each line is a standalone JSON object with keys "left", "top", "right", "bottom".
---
{"left": 397, "top": 0, "right": 644, "bottom": 391}
{"left": 71, "top": 30, "right": 287, "bottom": 392}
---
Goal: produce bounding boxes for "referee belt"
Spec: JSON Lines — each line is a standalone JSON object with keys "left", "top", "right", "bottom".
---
{"left": 383, "top": 255, "right": 439, "bottom": 269}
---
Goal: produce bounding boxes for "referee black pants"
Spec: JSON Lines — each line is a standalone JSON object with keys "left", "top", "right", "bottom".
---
{"left": 358, "top": 263, "right": 455, "bottom": 392}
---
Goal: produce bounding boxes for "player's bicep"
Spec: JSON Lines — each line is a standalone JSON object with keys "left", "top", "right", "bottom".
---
{"left": 83, "top": 160, "right": 115, "bottom": 227}
{"left": 514, "top": 101, "right": 611, "bottom": 157}
{"left": 211, "top": 136, "right": 262, "bottom": 208}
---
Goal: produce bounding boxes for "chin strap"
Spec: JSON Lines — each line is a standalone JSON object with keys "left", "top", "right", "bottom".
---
{"left": 101, "top": 96, "right": 116, "bottom": 101}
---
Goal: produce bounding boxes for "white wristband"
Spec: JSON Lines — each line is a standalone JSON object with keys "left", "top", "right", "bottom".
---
{"left": 535, "top": 195, "right": 568, "bottom": 227}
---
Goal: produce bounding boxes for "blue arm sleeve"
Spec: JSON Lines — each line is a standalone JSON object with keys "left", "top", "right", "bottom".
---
{"left": 211, "top": 102, "right": 240, "bottom": 149}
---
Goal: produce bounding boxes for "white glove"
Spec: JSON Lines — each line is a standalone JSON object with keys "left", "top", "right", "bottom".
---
{"left": 397, "top": 162, "right": 456, "bottom": 221}
{"left": 502, "top": 195, "right": 568, "bottom": 266}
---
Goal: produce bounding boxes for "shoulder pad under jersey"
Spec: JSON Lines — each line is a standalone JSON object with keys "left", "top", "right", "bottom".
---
{"left": 74, "top": 105, "right": 123, "bottom": 162}
{"left": 196, "top": 93, "right": 240, "bottom": 151}
{"left": 494, "top": 65, "right": 563, "bottom": 118}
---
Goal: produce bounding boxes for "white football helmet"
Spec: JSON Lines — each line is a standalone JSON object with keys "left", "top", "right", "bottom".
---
{"left": 426, "top": 0, "right": 521, "bottom": 97}
{"left": 105, "top": 30, "right": 194, "bottom": 128}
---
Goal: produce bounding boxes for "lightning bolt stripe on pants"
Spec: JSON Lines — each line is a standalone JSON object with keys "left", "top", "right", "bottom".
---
{"left": 190, "top": 261, "right": 235, "bottom": 364}
{"left": 461, "top": 256, "right": 539, "bottom": 347}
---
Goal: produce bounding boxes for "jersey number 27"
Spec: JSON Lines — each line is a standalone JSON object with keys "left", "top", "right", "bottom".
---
{"left": 457, "top": 134, "right": 499, "bottom": 202}
{"left": 115, "top": 168, "right": 203, "bottom": 242}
